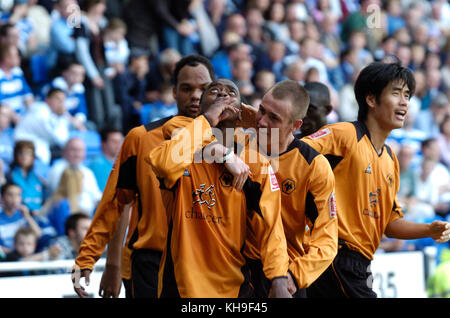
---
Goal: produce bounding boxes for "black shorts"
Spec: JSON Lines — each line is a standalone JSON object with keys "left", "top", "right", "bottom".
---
{"left": 246, "top": 257, "right": 306, "bottom": 298}
{"left": 131, "top": 249, "right": 162, "bottom": 298}
{"left": 122, "top": 278, "right": 133, "bottom": 298}
{"left": 306, "top": 244, "right": 377, "bottom": 298}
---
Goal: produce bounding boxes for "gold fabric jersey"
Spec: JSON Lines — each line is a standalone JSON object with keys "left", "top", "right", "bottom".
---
{"left": 148, "top": 115, "right": 289, "bottom": 298}
{"left": 302, "top": 121, "right": 403, "bottom": 260}
{"left": 277, "top": 138, "right": 338, "bottom": 289}
{"left": 75, "top": 117, "right": 172, "bottom": 279}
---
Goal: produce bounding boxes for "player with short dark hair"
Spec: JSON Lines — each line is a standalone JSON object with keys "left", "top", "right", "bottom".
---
{"left": 303, "top": 61, "right": 450, "bottom": 298}
{"left": 72, "top": 54, "right": 215, "bottom": 298}
{"left": 294, "top": 82, "right": 333, "bottom": 139}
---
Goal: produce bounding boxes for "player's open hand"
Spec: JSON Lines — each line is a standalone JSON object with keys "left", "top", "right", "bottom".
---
{"left": 99, "top": 264, "right": 122, "bottom": 298}
{"left": 72, "top": 265, "right": 92, "bottom": 298}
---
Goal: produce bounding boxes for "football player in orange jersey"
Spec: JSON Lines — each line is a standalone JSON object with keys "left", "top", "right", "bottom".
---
{"left": 72, "top": 55, "right": 215, "bottom": 298}
{"left": 303, "top": 61, "right": 450, "bottom": 298}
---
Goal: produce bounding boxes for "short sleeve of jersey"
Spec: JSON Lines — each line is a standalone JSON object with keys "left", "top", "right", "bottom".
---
{"left": 301, "top": 122, "right": 356, "bottom": 161}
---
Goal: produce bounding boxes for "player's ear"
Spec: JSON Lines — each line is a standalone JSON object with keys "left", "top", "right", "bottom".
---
{"left": 324, "top": 105, "right": 332, "bottom": 115}
{"left": 292, "top": 119, "right": 303, "bottom": 132}
{"left": 366, "top": 94, "right": 377, "bottom": 109}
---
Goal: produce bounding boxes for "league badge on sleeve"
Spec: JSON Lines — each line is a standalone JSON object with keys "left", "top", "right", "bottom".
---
{"left": 268, "top": 165, "right": 280, "bottom": 192}
{"left": 329, "top": 192, "right": 337, "bottom": 218}
{"left": 308, "top": 128, "right": 331, "bottom": 140}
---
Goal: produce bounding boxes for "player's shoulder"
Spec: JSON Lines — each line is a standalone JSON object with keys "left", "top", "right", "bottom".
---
{"left": 145, "top": 115, "right": 175, "bottom": 133}
{"left": 286, "top": 138, "right": 321, "bottom": 165}
{"left": 125, "top": 125, "right": 147, "bottom": 140}
{"left": 305, "top": 121, "right": 365, "bottom": 144}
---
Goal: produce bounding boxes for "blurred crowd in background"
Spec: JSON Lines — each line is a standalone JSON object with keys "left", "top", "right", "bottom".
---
{"left": 0, "top": 0, "right": 449, "bottom": 294}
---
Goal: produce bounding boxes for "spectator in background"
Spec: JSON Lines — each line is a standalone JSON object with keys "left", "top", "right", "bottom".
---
{"left": 46, "top": 137, "right": 101, "bottom": 217}
{"left": 283, "top": 58, "right": 306, "bottom": 84}
{"left": 298, "top": 37, "right": 329, "bottom": 84}
{"left": 155, "top": 0, "right": 197, "bottom": 56}
{"left": 384, "top": 0, "right": 406, "bottom": 37}
{"left": 0, "top": 182, "right": 41, "bottom": 254}
{"left": 211, "top": 41, "right": 252, "bottom": 80}
{"left": 47, "top": 0, "right": 78, "bottom": 75}
{"left": 103, "top": 18, "right": 130, "bottom": 80}
{"left": 0, "top": 23, "right": 20, "bottom": 49}
{"left": 145, "top": 48, "right": 181, "bottom": 103}
{"left": 88, "top": 127, "right": 123, "bottom": 192}
{"left": 189, "top": 0, "right": 220, "bottom": 58}
{"left": 2, "top": 226, "right": 61, "bottom": 264}
{"left": 3, "top": 0, "right": 39, "bottom": 59}
{"left": 254, "top": 40, "right": 287, "bottom": 82}
{"left": 13, "top": 88, "right": 71, "bottom": 165}
{"left": 41, "top": 166, "right": 82, "bottom": 236}
{"left": 114, "top": 50, "right": 150, "bottom": 133}
{"left": 337, "top": 66, "right": 361, "bottom": 122}
{"left": 409, "top": 43, "right": 426, "bottom": 71}
{"left": 207, "top": 0, "right": 227, "bottom": 38}
{"left": 121, "top": 0, "right": 159, "bottom": 54}
{"left": 421, "top": 67, "right": 443, "bottom": 111}
{"left": 414, "top": 93, "right": 449, "bottom": 138}
{"left": 442, "top": 55, "right": 450, "bottom": 93}
{"left": 7, "top": 141, "right": 45, "bottom": 215}
{"left": 397, "top": 144, "right": 417, "bottom": 206}
{"left": 141, "top": 83, "right": 177, "bottom": 125}
{"left": 74, "top": 0, "right": 122, "bottom": 131}
{"left": 0, "top": 43, "right": 34, "bottom": 123}
{"left": 340, "top": 0, "right": 381, "bottom": 53}
{"left": 253, "top": 69, "right": 275, "bottom": 96}
{"left": 52, "top": 212, "right": 91, "bottom": 260}
{"left": 49, "top": 62, "right": 90, "bottom": 131}
{"left": 0, "top": 105, "right": 14, "bottom": 177}
{"left": 263, "top": 2, "right": 290, "bottom": 44}
{"left": 412, "top": 138, "right": 450, "bottom": 219}
{"left": 231, "top": 58, "right": 254, "bottom": 99}
{"left": 437, "top": 114, "right": 450, "bottom": 168}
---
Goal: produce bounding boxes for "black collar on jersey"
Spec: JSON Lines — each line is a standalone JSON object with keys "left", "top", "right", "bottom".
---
{"left": 352, "top": 120, "right": 393, "bottom": 159}
{"left": 144, "top": 115, "right": 174, "bottom": 131}
{"left": 280, "top": 137, "right": 320, "bottom": 165}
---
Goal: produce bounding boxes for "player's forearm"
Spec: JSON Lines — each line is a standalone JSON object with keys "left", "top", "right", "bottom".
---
{"left": 148, "top": 116, "right": 215, "bottom": 187}
{"left": 105, "top": 204, "right": 132, "bottom": 267}
{"left": 385, "top": 218, "right": 431, "bottom": 240}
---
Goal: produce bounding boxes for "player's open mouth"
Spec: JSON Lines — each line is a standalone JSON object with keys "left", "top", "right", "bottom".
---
{"left": 394, "top": 110, "right": 407, "bottom": 121}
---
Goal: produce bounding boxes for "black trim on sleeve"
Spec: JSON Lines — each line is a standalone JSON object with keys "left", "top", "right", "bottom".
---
{"left": 117, "top": 156, "right": 138, "bottom": 191}
{"left": 243, "top": 178, "right": 263, "bottom": 220}
{"left": 324, "top": 154, "right": 344, "bottom": 170}
{"left": 305, "top": 190, "right": 318, "bottom": 231}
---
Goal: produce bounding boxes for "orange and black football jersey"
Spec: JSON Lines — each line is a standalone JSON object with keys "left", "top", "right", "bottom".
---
{"left": 302, "top": 121, "right": 403, "bottom": 260}
{"left": 75, "top": 117, "right": 172, "bottom": 279}
{"left": 244, "top": 137, "right": 338, "bottom": 289}
{"left": 276, "top": 138, "right": 338, "bottom": 289}
{"left": 148, "top": 115, "right": 289, "bottom": 298}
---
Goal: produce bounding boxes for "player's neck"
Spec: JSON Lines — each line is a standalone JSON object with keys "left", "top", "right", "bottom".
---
{"left": 364, "top": 117, "right": 391, "bottom": 155}
{"left": 278, "top": 134, "right": 294, "bottom": 155}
